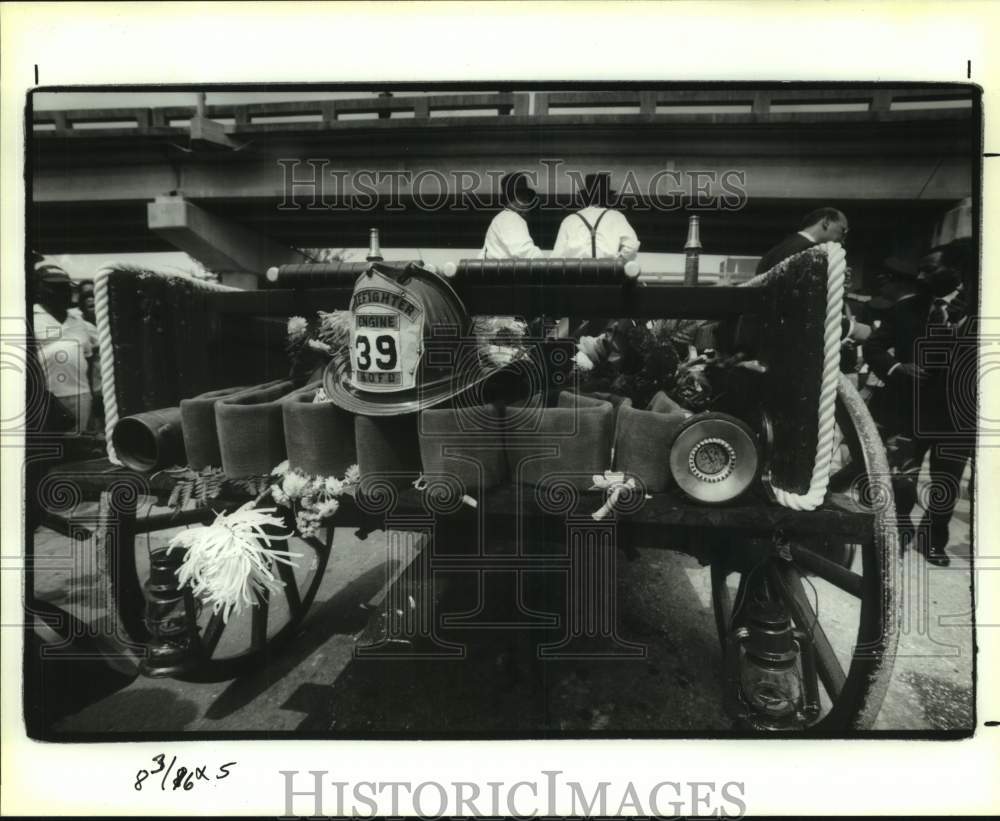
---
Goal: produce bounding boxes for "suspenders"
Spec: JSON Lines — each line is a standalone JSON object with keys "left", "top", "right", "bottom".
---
{"left": 574, "top": 209, "right": 610, "bottom": 258}
{"left": 484, "top": 208, "right": 610, "bottom": 259}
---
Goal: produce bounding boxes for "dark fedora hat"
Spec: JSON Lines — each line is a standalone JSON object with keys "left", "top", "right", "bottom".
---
{"left": 34, "top": 259, "right": 71, "bottom": 284}
{"left": 35, "top": 262, "right": 70, "bottom": 284}
{"left": 499, "top": 172, "right": 537, "bottom": 206}
{"left": 576, "top": 172, "right": 618, "bottom": 208}
{"left": 323, "top": 261, "right": 528, "bottom": 416}
{"left": 879, "top": 256, "right": 919, "bottom": 281}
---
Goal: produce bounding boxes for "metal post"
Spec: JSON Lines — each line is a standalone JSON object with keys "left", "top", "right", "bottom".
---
{"left": 684, "top": 215, "right": 702, "bottom": 286}
{"left": 367, "top": 228, "right": 383, "bottom": 262}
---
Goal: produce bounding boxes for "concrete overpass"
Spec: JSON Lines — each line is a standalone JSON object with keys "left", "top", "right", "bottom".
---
{"left": 31, "top": 87, "right": 976, "bottom": 275}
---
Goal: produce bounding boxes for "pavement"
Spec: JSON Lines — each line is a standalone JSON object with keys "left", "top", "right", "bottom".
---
{"left": 26, "top": 468, "right": 974, "bottom": 737}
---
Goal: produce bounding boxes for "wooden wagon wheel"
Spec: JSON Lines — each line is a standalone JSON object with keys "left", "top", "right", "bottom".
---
{"left": 140, "top": 501, "right": 335, "bottom": 683}
{"left": 711, "top": 375, "right": 900, "bottom": 732}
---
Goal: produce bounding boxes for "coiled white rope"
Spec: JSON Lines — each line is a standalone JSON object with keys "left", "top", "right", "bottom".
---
{"left": 766, "top": 242, "right": 847, "bottom": 510}
{"left": 590, "top": 471, "right": 636, "bottom": 520}
{"left": 94, "top": 267, "right": 237, "bottom": 465}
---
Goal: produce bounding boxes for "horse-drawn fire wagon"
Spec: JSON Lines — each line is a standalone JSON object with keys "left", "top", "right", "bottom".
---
{"left": 32, "top": 230, "right": 899, "bottom": 734}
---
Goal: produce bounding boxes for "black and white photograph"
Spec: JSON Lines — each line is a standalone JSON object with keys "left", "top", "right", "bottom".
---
{"left": 21, "top": 80, "right": 980, "bottom": 738}
{"left": 3, "top": 3, "right": 999, "bottom": 818}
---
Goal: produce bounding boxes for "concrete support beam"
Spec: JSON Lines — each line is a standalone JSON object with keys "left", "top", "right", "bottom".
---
{"left": 189, "top": 116, "right": 238, "bottom": 150}
{"left": 147, "top": 195, "right": 308, "bottom": 282}
{"left": 37, "top": 154, "right": 974, "bottom": 204}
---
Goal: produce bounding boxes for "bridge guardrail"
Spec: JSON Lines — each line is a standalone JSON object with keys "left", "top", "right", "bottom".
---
{"left": 32, "top": 87, "right": 974, "bottom": 135}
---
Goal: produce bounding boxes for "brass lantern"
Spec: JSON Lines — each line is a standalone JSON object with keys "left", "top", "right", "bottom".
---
{"left": 141, "top": 549, "right": 201, "bottom": 677}
{"left": 724, "top": 598, "right": 820, "bottom": 731}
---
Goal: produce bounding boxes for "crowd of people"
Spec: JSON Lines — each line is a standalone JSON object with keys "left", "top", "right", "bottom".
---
{"left": 854, "top": 238, "right": 975, "bottom": 567}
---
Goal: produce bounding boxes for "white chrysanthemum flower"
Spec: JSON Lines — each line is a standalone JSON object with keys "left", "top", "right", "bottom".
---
{"left": 168, "top": 503, "right": 301, "bottom": 623}
{"left": 281, "top": 471, "right": 309, "bottom": 499}
{"left": 318, "top": 309, "right": 351, "bottom": 335}
{"left": 314, "top": 498, "right": 341, "bottom": 519}
{"left": 578, "top": 335, "right": 603, "bottom": 363}
{"left": 287, "top": 316, "right": 308, "bottom": 340}
{"left": 573, "top": 350, "right": 595, "bottom": 372}
{"left": 315, "top": 310, "right": 352, "bottom": 354}
{"left": 272, "top": 459, "right": 290, "bottom": 477}
{"left": 344, "top": 464, "right": 360, "bottom": 484}
{"left": 324, "top": 476, "right": 345, "bottom": 496}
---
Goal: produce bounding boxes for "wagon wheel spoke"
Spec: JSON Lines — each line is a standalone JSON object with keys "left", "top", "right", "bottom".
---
{"left": 250, "top": 591, "right": 270, "bottom": 654}
{"left": 827, "top": 462, "right": 864, "bottom": 494}
{"left": 768, "top": 562, "right": 847, "bottom": 698}
{"left": 828, "top": 401, "right": 867, "bottom": 495}
{"left": 275, "top": 556, "right": 303, "bottom": 615}
{"left": 200, "top": 609, "right": 227, "bottom": 657}
{"left": 788, "top": 543, "right": 864, "bottom": 599}
{"left": 710, "top": 562, "right": 733, "bottom": 650}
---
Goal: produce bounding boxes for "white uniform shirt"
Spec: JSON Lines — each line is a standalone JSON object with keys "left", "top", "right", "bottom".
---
{"left": 478, "top": 209, "right": 545, "bottom": 260}
{"left": 33, "top": 305, "right": 95, "bottom": 398}
{"left": 551, "top": 207, "right": 640, "bottom": 260}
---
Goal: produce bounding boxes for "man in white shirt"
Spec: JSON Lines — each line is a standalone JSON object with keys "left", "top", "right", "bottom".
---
{"left": 551, "top": 173, "right": 640, "bottom": 336}
{"left": 32, "top": 261, "right": 97, "bottom": 429}
{"left": 478, "top": 172, "right": 545, "bottom": 260}
{"left": 551, "top": 173, "right": 640, "bottom": 261}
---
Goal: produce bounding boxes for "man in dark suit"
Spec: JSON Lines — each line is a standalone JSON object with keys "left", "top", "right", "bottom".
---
{"left": 722, "top": 207, "right": 855, "bottom": 358}
{"left": 864, "top": 251, "right": 966, "bottom": 566}
{"left": 756, "top": 207, "right": 849, "bottom": 274}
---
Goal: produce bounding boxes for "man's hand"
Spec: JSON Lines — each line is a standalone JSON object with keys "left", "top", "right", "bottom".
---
{"left": 893, "top": 362, "right": 928, "bottom": 381}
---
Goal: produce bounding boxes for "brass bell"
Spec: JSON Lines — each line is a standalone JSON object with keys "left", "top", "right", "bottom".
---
{"left": 669, "top": 412, "right": 760, "bottom": 504}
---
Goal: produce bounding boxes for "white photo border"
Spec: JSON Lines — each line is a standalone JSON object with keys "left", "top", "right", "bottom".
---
{"left": 2, "top": 1, "right": 998, "bottom": 816}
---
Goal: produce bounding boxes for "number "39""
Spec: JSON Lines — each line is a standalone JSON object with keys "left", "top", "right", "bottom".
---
{"left": 356, "top": 334, "right": 398, "bottom": 371}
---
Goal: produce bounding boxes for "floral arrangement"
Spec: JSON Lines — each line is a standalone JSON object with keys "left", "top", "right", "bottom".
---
{"left": 572, "top": 318, "right": 682, "bottom": 410}
{"left": 570, "top": 318, "right": 762, "bottom": 412}
{"left": 167, "top": 502, "right": 300, "bottom": 623}
{"left": 286, "top": 310, "right": 352, "bottom": 384}
{"left": 669, "top": 353, "right": 717, "bottom": 412}
{"left": 164, "top": 460, "right": 360, "bottom": 619}
{"left": 269, "top": 460, "right": 361, "bottom": 539}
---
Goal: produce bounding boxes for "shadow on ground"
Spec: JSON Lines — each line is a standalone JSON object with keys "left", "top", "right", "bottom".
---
{"left": 267, "top": 550, "right": 732, "bottom": 736}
